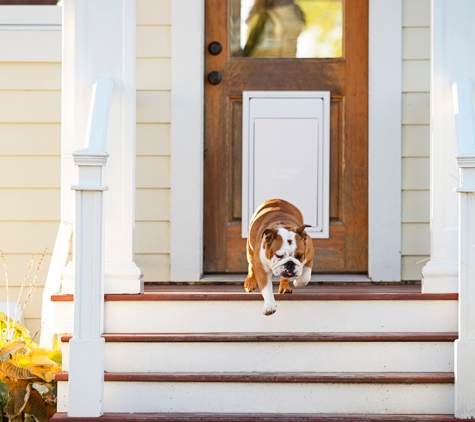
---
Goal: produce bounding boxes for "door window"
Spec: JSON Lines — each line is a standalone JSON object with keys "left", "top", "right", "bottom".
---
{"left": 231, "top": 0, "right": 343, "bottom": 58}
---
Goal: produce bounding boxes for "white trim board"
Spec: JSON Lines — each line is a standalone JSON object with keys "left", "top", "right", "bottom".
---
{"left": 0, "top": 5, "right": 62, "bottom": 62}
{"left": 170, "top": 0, "right": 402, "bottom": 282}
{"left": 200, "top": 274, "right": 372, "bottom": 283}
{"left": 368, "top": 0, "right": 402, "bottom": 281}
{"left": 0, "top": 5, "right": 61, "bottom": 25}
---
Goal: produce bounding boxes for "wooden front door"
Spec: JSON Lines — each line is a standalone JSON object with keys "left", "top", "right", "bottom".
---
{"left": 204, "top": 0, "right": 368, "bottom": 274}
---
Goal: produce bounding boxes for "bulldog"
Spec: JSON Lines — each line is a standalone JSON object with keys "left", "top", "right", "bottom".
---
{"left": 244, "top": 199, "right": 314, "bottom": 315}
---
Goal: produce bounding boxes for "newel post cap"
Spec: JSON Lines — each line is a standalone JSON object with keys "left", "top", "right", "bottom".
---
{"left": 72, "top": 148, "right": 109, "bottom": 167}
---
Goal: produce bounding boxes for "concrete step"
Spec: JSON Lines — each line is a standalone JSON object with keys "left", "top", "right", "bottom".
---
{"left": 51, "top": 412, "right": 457, "bottom": 421}
{"left": 61, "top": 332, "right": 456, "bottom": 373}
{"left": 51, "top": 285, "right": 458, "bottom": 333}
{"left": 55, "top": 372, "right": 454, "bottom": 414}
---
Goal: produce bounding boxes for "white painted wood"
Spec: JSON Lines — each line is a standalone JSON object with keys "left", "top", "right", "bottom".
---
{"left": 402, "top": 125, "right": 430, "bottom": 157}
{"left": 0, "top": 6, "right": 61, "bottom": 63}
{"left": 402, "top": 28, "right": 430, "bottom": 59}
{"left": 137, "top": 0, "right": 171, "bottom": 25}
{"left": 401, "top": 223, "right": 430, "bottom": 255}
{"left": 403, "top": 60, "right": 430, "bottom": 92}
{"left": 61, "top": 0, "right": 143, "bottom": 295}
{"left": 402, "top": 256, "right": 428, "bottom": 281}
{"left": 170, "top": 0, "right": 204, "bottom": 281}
{"left": 40, "top": 221, "right": 72, "bottom": 350}
{"left": 169, "top": 0, "right": 403, "bottom": 281}
{"left": 67, "top": 78, "right": 112, "bottom": 417}
{"left": 242, "top": 91, "right": 330, "bottom": 239}
{"left": 53, "top": 299, "right": 458, "bottom": 334}
{"left": 199, "top": 273, "right": 371, "bottom": 282}
{"left": 57, "top": 381, "right": 454, "bottom": 414}
{"left": 67, "top": 338, "right": 105, "bottom": 417}
{"left": 0, "top": 30, "right": 61, "bottom": 63}
{"left": 368, "top": 0, "right": 402, "bottom": 281}
{"left": 402, "top": 93, "right": 430, "bottom": 124}
{"left": 136, "top": 26, "right": 171, "bottom": 58}
{"left": 402, "top": 191, "right": 430, "bottom": 222}
{"left": 453, "top": 77, "right": 475, "bottom": 419}
{"left": 61, "top": 341, "right": 454, "bottom": 373}
{"left": 0, "top": 6, "right": 61, "bottom": 25}
{"left": 422, "top": 0, "right": 472, "bottom": 293}
{"left": 402, "top": 0, "right": 430, "bottom": 27}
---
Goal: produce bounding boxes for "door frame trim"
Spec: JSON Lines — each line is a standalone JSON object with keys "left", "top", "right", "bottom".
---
{"left": 170, "top": 0, "right": 402, "bottom": 281}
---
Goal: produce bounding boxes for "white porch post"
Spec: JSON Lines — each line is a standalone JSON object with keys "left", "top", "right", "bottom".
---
{"left": 61, "top": 0, "right": 142, "bottom": 295}
{"left": 67, "top": 77, "right": 113, "bottom": 417}
{"left": 67, "top": 144, "right": 108, "bottom": 418}
{"left": 421, "top": 0, "right": 473, "bottom": 293}
{"left": 453, "top": 78, "right": 475, "bottom": 419}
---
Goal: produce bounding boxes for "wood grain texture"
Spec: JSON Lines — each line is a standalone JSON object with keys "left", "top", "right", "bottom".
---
{"left": 56, "top": 371, "right": 454, "bottom": 384}
{"left": 51, "top": 412, "right": 457, "bottom": 421}
{"left": 61, "top": 332, "right": 458, "bottom": 343}
{"left": 203, "top": 0, "right": 368, "bottom": 274}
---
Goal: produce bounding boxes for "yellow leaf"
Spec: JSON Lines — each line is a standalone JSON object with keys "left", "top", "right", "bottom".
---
{"left": 0, "top": 341, "right": 26, "bottom": 360}
{"left": 2, "top": 361, "right": 33, "bottom": 380}
{"left": 31, "top": 356, "right": 56, "bottom": 367}
{"left": 46, "top": 351, "right": 62, "bottom": 366}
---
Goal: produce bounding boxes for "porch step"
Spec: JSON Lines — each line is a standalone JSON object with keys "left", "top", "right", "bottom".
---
{"left": 55, "top": 371, "right": 454, "bottom": 414}
{"left": 53, "top": 285, "right": 457, "bottom": 416}
{"left": 51, "top": 285, "right": 458, "bottom": 333}
{"left": 61, "top": 332, "right": 456, "bottom": 373}
{"left": 51, "top": 412, "right": 457, "bottom": 421}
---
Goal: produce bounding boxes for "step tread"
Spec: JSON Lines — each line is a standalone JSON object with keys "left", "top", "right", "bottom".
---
{"left": 52, "top": 284, "right": 457, "bottom": 301}
{"left": 61, "top": 332, "right": 459, "bottom": 343}
{"left": 56, "top": 371, "right": 454, "bottom": 384}
{"left": 51, "top": 413, "right": 456, "bottom": 421}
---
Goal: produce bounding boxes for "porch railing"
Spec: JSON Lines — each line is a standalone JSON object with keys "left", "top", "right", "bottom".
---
{"left": 40, "top": 221, "right": 72, "bottom": 349}
{"left": 67, "top": 77, "right": 113, "bottom": 417}
{"left": 453, "top": 77, "right": 475, "bottom": 419}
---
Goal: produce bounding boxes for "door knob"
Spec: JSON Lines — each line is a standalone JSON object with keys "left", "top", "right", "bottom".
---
{"left": 208, "top": 71, "right": 222, "bottom": 85}
{"left": 208, "top": 42, "right": 222, "bottom": 55}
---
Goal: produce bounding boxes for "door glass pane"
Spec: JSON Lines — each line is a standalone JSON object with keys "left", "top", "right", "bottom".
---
{"left": 231, "top": 0, "right": 342, "bottom": 58}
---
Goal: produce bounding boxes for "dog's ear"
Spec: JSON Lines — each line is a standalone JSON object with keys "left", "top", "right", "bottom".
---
{"left": 263, "top": 228, "right": 278, "bottom": 245}
{"left": 296, "top": 224, "right": 312, "bottom": 241}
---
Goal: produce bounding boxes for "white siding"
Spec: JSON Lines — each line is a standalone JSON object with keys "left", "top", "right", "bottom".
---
{"left": 135, "top": 0, "right": 171, "bottom": 281}
{"left": 401, "top": 0, "right": 430, "bottom": 280}
{"left": 0, "top": 1, "right": 174, "bottom": 336}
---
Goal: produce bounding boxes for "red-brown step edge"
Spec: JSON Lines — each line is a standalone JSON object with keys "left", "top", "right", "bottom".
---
{"left": 55, "top": 372, "right": 454, "bottom": 384}
{"left": 60, "top": 332, "right": 458, "bottom": 343}
{"left": 51, "top": 412, "right": 456, "bottom": 421}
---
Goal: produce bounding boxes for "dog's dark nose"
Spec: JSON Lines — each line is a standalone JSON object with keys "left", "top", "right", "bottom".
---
{"left": 285, "top": 261, "right": 295, "bottom": 270}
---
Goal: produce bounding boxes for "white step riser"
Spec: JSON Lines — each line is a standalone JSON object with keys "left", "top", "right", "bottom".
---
{"left": 53, "top": 300, "right": 458, "bottom": 333}
{"left": 61, "top": 342, "right": 454, "bottom": 373}
{"left": 57, "top": 381, "right": 453, "bottom": 414}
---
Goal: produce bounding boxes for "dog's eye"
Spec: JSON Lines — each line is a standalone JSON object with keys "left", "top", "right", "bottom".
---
{"left": 275, "top": 254, "right": 283, "bottom": 259}
{"left": 295, "top": 254, "right": 303, "bottom": 261}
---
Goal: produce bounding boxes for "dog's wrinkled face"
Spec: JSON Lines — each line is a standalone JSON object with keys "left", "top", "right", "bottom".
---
{"left": 262, "top": 225, "right": 310, "bottom": 279}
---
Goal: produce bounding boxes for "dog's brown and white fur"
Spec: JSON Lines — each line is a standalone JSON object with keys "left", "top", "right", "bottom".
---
{"left": 244, "top": 199, "right": 314, "bottom": 315}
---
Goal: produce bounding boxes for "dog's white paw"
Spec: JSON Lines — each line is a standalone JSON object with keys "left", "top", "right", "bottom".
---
{"left": 263, "top": 301, "right": 277, "bottom": 316}
{"left": 293, "top": 266, "right": 311, "bottom": 288}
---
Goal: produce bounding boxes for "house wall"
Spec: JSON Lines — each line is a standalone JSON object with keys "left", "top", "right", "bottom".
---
{"left": 0, "top": 0, "right": 431, "bottom": 334}
{"left": 0, "top": 0, "right": 173, "bottom": 336}
{"left": 401, "top": 0, "right": 430, "bottom": 280}
{"left": 0, "top": 7, "right": 62, "bottom": 335}
{"left": 135, "top": 0, "right": 171, "bottom": 282}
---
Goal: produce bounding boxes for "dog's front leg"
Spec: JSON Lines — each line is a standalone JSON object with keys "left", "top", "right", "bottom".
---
{"left": 278, "top": 277, "right": 293, "bottom": 294}
{"left": 294, "top": 263, "right": 312, "bottom": 288}
{"left": 258, "top": 272, "right": 276, "bottom": 316}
